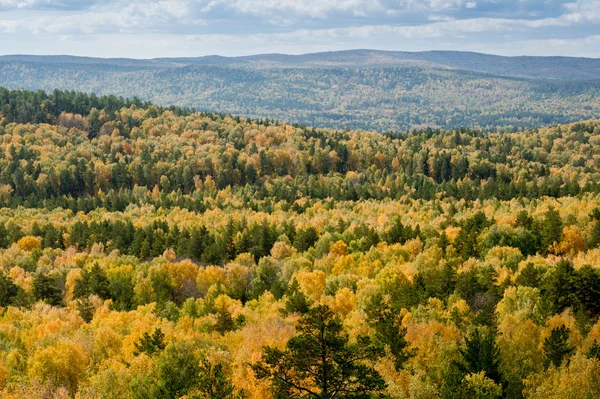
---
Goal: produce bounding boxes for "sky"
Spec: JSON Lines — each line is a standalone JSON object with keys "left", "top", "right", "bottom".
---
{"left": 1, "top": 0, "right": 600, "bottom": 58}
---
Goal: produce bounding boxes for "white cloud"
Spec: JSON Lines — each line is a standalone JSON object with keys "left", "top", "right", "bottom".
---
{"left": 0, "top": 0, "right": 99, "bottom": 10}
{"left": 0, "top": 0, "right": 599, "bottom": 57}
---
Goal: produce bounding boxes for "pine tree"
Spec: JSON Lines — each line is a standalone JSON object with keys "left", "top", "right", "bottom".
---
{"left": 515, "top": 262, "right": 542, "bottom": 288}
{"left": 76, "top": 298, "right": 95, "bottom": 323}
{"left": 438, "top": 231, "right": 450, "bottom": 253}
{"left": 252, "top": 305, "right": 386, "bottom": 398}
{"left": 515, "top": 210, "right": 533, "bottom": 229}
{"left": 365, "top": 292, "right": 414, "bottom": 371}
{"left": 33, "top": 274, "right": 63, "bottom": 306}
{"left": 213, "top": 306, "right": 236, "bottom": 336}
{"left": 589, "top": 220, "right": 600, "bottom": 249}
{"left": 133, "top": 328, "right": 166, "bottom": 356}
{"left": 293, "top": 227, "right": 319, "bottom": 252}
{"left": 73, "top": 263, "right": 110, "bottom": 300}
{"left": 0, "top": 272, "right": 18, "bottom": 306}
{"left": 540, "top": 207, "right": 563, "bottom": 251}
{"left": 456, "top": 328, "right": 501, "bottom": 384}
{"left": 543, "top": 260, "right": 578, "bottom": 314}
{"left": 576, "top": 265, "right": 600, "bottom": 316}
{"left": 385, "top": 217, "right": 407, "bottom": 244}
{"left": 283, "top": 278, "right": 310, "bottom": 315}
{"left": 543, "top": 325, "right": 574, "bottom": 368}
{"left": 193, "top": 359, "right": 245, "bottom": 399}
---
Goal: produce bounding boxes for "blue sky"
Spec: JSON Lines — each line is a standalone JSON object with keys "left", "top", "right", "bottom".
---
{"left": 1, "top": 0, "right": 600, "bottom": 58}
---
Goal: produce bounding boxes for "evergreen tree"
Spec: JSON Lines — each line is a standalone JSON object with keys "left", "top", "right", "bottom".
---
{"left": 515, "top": 262, "right": 542, "bottom": 288}
{"left": 384, "top": 217, "right": 408, "bottom": 244}
{"left": 190, "top": 226, "right": 210, "bottom": 261}
{"left": 283, "top": 278, "right": 310, "bottom": 315}
{"left": 213, "top": 306, "right": 237, "bottom": 336}
{"left": 576, "top": 265, "right": 600, "bottom": 316}
{"left": 365, "top": 292, "right": 414, "bottom": 371}
{"left": 515, "top": 210, "right": 533, "bottom": 229}
{"left": 155, "top": 341, "right": 201, "bottom": 398}
{"left": 454, "top": 211, "right": 490, "bottom": 259}
{"left": 76, "top": 298, "right": 95, "bottom": 323}
{"left": 293, "top": 227, "right": 319, "bottom": 252}
{"left": 0, "top": 272, "right": 18, "bottom": 306}
{"left": 540, "top": 207, "right": 563, "bottom": 251}
{"left": 543, "top": 325, "right": 574, "bottom": 368}
{"left": 33, "top": 273, "right": 63, "bottom": 306}
{"left": 456, "top": 328, "right": 501, "bottom": 383}
{"left": 252, "top": 305, "right": 386, "bottom": 399}
{"left": 588, "top": 220, "right": 600, "bottom": 249}
{"left": 133, "top": 328, "right": 166, "bottom": 356}
{"left": 543, "top": 260, "right": 578, "bottom": 314}
{"left": 192, "top": 359, "right": 245, "bottom": 399}
{"left": 73, "top": 263, "right": 111, "bottom": 300}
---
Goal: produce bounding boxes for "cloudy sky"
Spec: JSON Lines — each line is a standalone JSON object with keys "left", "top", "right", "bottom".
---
{"left": 1, "top": 0, "right": 600, "bottom": 58}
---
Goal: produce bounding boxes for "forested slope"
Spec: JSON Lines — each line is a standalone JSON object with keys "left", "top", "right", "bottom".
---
{"left": 2, "top": 51, "right": 600, "bottom": 131}
{"left": 0, "top": 88, "right": 599, "bottom": 398}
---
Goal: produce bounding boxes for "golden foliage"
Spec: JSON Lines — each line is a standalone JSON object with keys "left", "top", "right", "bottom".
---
{"left": 15, "top": 236, "right": 41, "bottom": 251}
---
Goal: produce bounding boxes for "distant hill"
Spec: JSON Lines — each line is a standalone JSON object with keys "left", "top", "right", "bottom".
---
{"left": 4, "top": 50, "right": 600, "bottom": 79}
{"left": 152, "top": 50, "right": 600, "bottom": 80}
{"left": 1, "top": 50, "right": 599, "bottom": 131}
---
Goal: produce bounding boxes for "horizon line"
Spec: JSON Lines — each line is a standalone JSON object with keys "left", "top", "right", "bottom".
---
{"left": 1, "top": 48, "right": 599, "bottom": 61}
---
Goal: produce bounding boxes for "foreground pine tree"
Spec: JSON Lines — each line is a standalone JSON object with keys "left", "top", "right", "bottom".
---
{"left": 252, "top": 305, "right": 386, "bottom": 399}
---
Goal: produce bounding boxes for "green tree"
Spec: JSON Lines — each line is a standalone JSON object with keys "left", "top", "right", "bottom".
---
{"left": 384, "top": 217, "right": 410, "bottom": 244}
{"left": 443, "top": 328, "right": 502, "bottom": 399}
{"left": 73, "top": 263, "right": 111, "bottom": 300}
{"left": 0, "top": 272, "right": 18, "bottom": 306}
{"left": 540, "top": 207, "right": 562, "bottom": 251}
{"left": 454, "top": 211, "right": 490, "bottom": 259}
{"left": 515, "top": 210, "right": 533, "bottom": 229}
{"left": 588, "top": 220, "right": 600, "bottom": 249}
{"left": 155, "top": 341, "right": 200, "bottom": 398}
{"left": 107, "top": 269, "right": 135, "bottom": 311}
{"left": 543, "top": 260, "right": 578, "bottom": 314}
{"left": 213, "top": 306, "right": 241, "bottom": 336}
{"left": 576, "top": 266, "right": 600, "bottom": 316}
{"left": 282, "top": 278, "right": 310, "bottom": 315}
{"left": 515, "top": 262, "right": 542, "bottom": 288}
{"left": 365, "top": 292, "right": 413, "bottom": 371}
{"left": 191, "top": 359, "right": 245, "bottom": 399}
{"left": 249, "top": 257, "right": 285, "bottom": 300}
{"left": 161, "top": 301, "right": 181, "bottom": 322}
{"left": 252, "top": 305, "right": 386, "bottom": 399}
{"left": 182, "top": 297, "right": 200, "bottom": 319}
{"left": 293, "top": 227, "right": 319, "bottom": 253}
{"left": 134, "top": 328, "right": 166, "bottom": 356}
{"left": 76, "top": 298, "right": 95, "bottom": 323}
{"left": 456, "top": 328, "right": 501, "bottom": 384}
{"left": 543, "top": 325, "right": 574, "bottom": 368}
{"left": 33, "top": 273, "right": 63, "bottom": 306}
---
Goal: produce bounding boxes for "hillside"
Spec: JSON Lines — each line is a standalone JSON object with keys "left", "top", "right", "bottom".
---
{"left": 4, "top": 50, "right": 600, "bottom": 79}
{"left": 158, "top": 50, "right": 600, "bottom": 80}
{"left": 1, "top": 88, "right": 600, "bottom": 398}
{"left": 1, "top": 50, "right": 600, "bottom": 131}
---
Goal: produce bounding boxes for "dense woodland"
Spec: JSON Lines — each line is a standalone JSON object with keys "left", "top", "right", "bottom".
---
{"left": 0, "top": 88, "right": 599, "bottom": 398}
{"left": 1, "top": 59, "right": 600, "bottom": 132}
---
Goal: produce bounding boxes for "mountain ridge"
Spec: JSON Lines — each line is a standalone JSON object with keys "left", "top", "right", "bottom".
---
{"left": 2, "top": 49, "right": 600, "bottom": 131}
{"left": 3, "top": 49, "right": 600, "bottom": 79}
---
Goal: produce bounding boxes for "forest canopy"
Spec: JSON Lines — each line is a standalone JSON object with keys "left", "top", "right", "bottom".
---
{"left": 0, "top": 87, "right": 599, "bottom": 399}
{"left": 2, "top": 58, "right": 599, "bottom": 132}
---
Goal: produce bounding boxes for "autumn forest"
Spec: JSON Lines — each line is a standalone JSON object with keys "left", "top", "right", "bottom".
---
{"left": 0, "top": 87, "right": 599, "bottom": 398}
